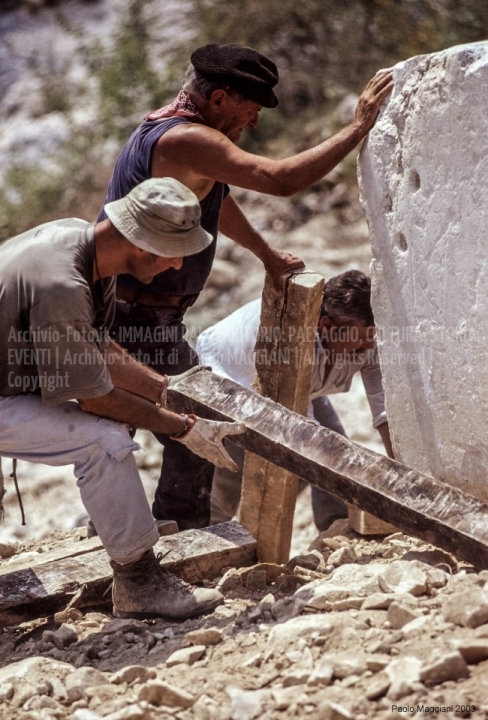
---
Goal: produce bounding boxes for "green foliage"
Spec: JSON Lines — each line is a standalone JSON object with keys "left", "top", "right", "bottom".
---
{"left": 0, "top": 131, "right": 111, "bottom": 242}
{"left": 89, "top": 0, "right": 167, "bottom": 142}
{"left": 0, "top": 168, "right": 63, "bottom": 241}
{"left": 28, "top": 48, "right": 73, "bottom": 114}
{"left": 0, "top": 0, "right": 170, "bottom": 241}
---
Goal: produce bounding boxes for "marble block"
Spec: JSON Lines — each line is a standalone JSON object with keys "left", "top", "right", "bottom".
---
{"left": 358, "top": 41, "right": 488, "bottom": 502}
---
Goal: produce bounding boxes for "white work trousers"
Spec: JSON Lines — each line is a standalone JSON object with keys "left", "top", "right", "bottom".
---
{"left": 0, "top": 394, "right": 159, "bottom": 563}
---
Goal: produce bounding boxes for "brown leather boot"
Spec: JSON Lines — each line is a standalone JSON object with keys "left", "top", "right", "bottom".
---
{"left": 110, "top": 549, "right": 223, "bottom": 620}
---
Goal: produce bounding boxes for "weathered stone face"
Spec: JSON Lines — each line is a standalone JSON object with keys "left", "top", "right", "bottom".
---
{"left": 358, "top": 41, "right": 488, "bottom": 502}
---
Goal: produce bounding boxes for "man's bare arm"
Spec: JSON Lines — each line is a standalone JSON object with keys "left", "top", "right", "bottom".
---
{"left": 219, "top": 194, "right": 304, "bottom": 290}
{"left": 103, "top": 339, "right": 166, "bottom": 404}
{"left": 79, "top": 387, "right": 186, "bottom": 436}
{"left": 78, "top": 357, "right": 246, "bottom": 469}
{"left": 82, "top": 339, "right": 180, "bottom": 432}
{"left": 153, "top": 71, "right": 393, "bottom": 197}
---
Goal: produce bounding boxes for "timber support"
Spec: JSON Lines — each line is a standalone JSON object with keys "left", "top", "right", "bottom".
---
{"left": 239, "top": 271, "right": 325, "bottom": 564}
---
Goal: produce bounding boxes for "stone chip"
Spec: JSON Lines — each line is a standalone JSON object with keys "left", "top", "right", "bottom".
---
{"left": 379, "top": 561, "right": 427, "bottom": 596}
{"left": 226, "top": 686, "right": 264, "bottom": 720}
{"left": 317, "top": 700, "right": 353, "bottom": 719}
{"left": 138, "top": 679, "right": 195, "bottom": 708}
{"left": 386, "top": 656, "right": 422, "bottom": 701}
{"left": 450, "top": 638, "right": 488, "bottom": 664}
{"left": 186, "top": 627, "right": 224, "bottom": 646}
{"left": 443, "top": 587, "right": 488, "bottom": 628}
{"left": 110, "top": 665, "right": 157, "bottom": 685}
{"left": 66, "top": 666, "right": 108, "bottom": 702}
{"left": 387, "top": 601, "right": 420, "bottom": 629}
{"left": 166, "top": 644, "right": 206, "bottom": 666}
{"left": 420, "top": 650, "right": 470, "bottom": 685}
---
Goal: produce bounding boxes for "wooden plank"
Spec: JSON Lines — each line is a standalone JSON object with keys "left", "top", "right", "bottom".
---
{"left": 166, "top": 367, "right": 488, "bottom": 569}
{"left": 0, "top": 521, "right": 179, "bottom": 576}
{"left": 0, "top": 521, "right": 256, "bottom": 626}
{"left": 239, "top": 271, "right": 325, "bottom": 564}
{"left": 0, "top": 537, "right": 103, "bottom": 575}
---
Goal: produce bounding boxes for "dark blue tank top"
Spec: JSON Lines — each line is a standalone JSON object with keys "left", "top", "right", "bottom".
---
{"left": 98, "top": 116, "right": 229, "bottom": 296}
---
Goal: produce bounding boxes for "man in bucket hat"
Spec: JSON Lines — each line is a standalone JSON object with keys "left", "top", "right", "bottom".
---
{"left": 0, "top": 177, "right": 245, "bottom": 619}
{"left": 98, "top": 43, "right": 393, "bottom": 532}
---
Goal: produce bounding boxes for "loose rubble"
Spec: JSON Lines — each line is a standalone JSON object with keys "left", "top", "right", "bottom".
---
{"left": 2, "top": 522, "right": 488, "bottom": 720}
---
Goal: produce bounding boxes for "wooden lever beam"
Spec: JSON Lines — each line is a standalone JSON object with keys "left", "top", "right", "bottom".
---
{"left": 167, "top": 367, "right": 488, "bottom": 569}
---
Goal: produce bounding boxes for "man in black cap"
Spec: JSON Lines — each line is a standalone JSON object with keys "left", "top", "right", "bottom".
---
{"left": 97, "top": 43, "right": 393, "bottom": 532}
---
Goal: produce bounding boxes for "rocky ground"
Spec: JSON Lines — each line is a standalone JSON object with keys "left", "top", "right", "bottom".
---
{"left": 1, "top": 520, "right": 488, "bottom": 720}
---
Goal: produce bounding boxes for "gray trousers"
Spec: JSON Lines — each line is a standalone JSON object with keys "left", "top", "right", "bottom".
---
{"left": 0, "top": 394, "right": 159, "bottom": 563}
{"left": 210, "top": 395, "right": 348, "bottom": 531}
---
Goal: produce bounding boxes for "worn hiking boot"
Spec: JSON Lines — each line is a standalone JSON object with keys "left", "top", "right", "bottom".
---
{"left": 110, "top": 549, "right": 223, "bottom": 620}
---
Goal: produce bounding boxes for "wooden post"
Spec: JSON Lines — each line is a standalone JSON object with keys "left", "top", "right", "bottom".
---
{"left": 238, "top": 271, "right": 325, "bottom": 564}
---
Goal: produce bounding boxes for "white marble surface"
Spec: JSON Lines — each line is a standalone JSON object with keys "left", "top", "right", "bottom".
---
{"left": 358, "top": 41, "right": 488, "bottom": 502}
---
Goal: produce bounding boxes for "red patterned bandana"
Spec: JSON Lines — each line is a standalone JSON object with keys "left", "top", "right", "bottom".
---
{"left": 145, "top": 91, "right": 206, "bottom": 123}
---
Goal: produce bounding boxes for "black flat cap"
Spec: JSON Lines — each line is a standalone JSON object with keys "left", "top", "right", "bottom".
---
{"left": 191, "top": 43, "right": 279, "bottom": 108}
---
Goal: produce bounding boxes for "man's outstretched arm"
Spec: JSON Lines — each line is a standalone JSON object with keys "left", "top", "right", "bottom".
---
{"left": 154, "top": 70, "right": 393, "bottom": 197}
{"left": 79, "top": 342, "right": 245, "bottom": 470}
{"left": 79, "top": 386, "right": 185, "bottom": 436}
{"left": 80, "top": 339, "right": 178, "bottom": 432}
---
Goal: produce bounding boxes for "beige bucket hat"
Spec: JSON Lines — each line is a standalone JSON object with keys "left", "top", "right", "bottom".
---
{"left": 104, "top": 177, "right": 212, "bottom": 257}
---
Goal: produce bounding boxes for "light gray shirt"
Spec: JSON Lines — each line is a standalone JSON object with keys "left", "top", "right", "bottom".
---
{"left": 0, "top": 218, "right": 115, "bottom": 404}
{"left": 196, "top": 298, "right": 387, "bottom": 428}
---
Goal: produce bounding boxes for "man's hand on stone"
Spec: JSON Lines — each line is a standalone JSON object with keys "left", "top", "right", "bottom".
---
{"left": 174, "top": 417, "right": 246, "bottom": 471}
{"left": 353, "top": 69, "right": 394, "bottom": 135}
{"left": 264, "top": 247, "right": 305, "bottom": 291}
